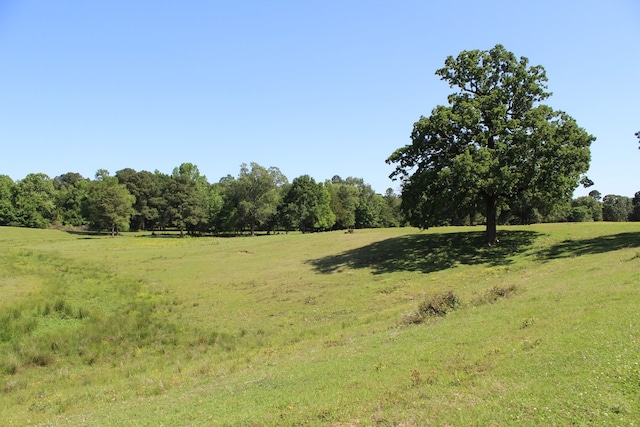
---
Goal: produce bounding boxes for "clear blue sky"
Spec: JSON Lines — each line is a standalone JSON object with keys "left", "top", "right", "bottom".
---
{"left": 1, "top": 0, "right": 638, "bottom": 197}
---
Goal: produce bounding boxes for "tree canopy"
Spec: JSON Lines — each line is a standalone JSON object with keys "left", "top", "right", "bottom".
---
{"left": 281, "top": 175, "right": 335, "bottom": 232}
{"left": 226, "top": 163, "right": 288, "bottom": 236}
{"left": 0, "top": 175, "right": 17, "bottom": 225}
{"left": 602, "top": 194, "right": 633, "bottom": 222}
{"left": 12, "top": 173, "right": 56, "bottom": 228}
{"left": 84, "top": 171, "right": 135, "bottom": 236}
{"left": 387, "top": 44, "right": 594, "bottom": 244}
{"left": 164, "top": 163, "right": 210, "bottom": 237}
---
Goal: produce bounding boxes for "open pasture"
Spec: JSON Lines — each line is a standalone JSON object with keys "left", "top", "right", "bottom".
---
{"left": 1, "top": 223, "right": 640, "bottom": 425}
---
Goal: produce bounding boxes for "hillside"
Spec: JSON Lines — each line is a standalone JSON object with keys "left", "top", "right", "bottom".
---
{"left": 1, "top": 223, "right": 640, "bottom": 426}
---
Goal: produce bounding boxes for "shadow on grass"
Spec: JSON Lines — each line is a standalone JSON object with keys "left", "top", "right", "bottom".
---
{"left": 61, "top": 230, "right": 101, "bottom": 239}
{"left": 536, "top": 232, "right": 640, "bottom": 260}
{"left": 136, "top": 232, "right": 185, "bottom": 238}
{"left": 307, "top": 230, "right": 541, "bottom": 275}
{"left": 135, "top": 232, "right": 271, "bottom": 238}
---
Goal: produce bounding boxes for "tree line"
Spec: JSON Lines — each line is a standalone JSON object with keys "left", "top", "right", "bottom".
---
{"left": 425, "top": 189, "right": 640, "bottom": 226}
{"left": 0, "top": 162, "right": 404, "bottom": 236}
{"left": 1, "top": 159, "right": 637, "bottom": 238}
{"left": 561, "top": 192, "right": 640, "bottom": 223}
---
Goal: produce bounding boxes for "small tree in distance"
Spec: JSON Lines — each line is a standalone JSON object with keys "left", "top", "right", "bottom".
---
{"left": 281, "top": 175, "right": 335, "bottom": 232}
{"left": 84, "top": 170, "right": 135, "bottom": 236}
{"left": 602, "top": 194, "right": 633, "bottom": 222}
{"left": 234, "top": 163, "right": 287, "bottom": 236}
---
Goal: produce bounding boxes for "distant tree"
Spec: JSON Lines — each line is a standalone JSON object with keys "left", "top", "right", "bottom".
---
{"left": 387, "top": 44, "right": 594, "bottom": 244}
{"left": 84, "top": 171, "right": 135, "bottom": 236}
{"left": 216, "top": 175, "right": 241, "bottom": 233}
{"left": 543, "top": 202, "right": 572, "bottom": 223}
{"left": 630, "top": 191, "right": 640, "bottom": 221}
{"left": 13, "top": 173, "right": 56, "bottom": 228}
{"left": 381, "top": 188, "right": 405, "bottom": 227}
{"left": 165, "top": 163, "right": 209, "bottom": 237}
{"left": 354, "top": 195, "right": 377, "bottom": 228}
{"left": 116, "top": 168, "right": 140, "bottom": 184}
{"left": 116, "top": 169, "right": 163, "bottom": 231}
{"left": 151, "top": 171, "right": 171, "bottom": 230}
{"left": 602, "top": 194, "right": 633, "bottom": 222}
{"left": 205, "top": 183, "right": 224, "bottom": 232}
{"left": 501, "top": 191, "right": 542, "bottom": 225}
{"left": 570, "top": 196, "right": 602, "bottom": 222}
{"left": 588, "top": 190, "right": 602, "bottom": 201}
{"left": 233, "top": 163, "right": 287, "bottom": 236}
{"left": 636, "top": 131, "right": 640, "bottom": 149}
{"left": 94, "top": 169, "right": 111, "bottom": 181}
{"left": 53, "top": 172, "right": 90, "bottom": 226}
{"left": 329, "top": 181, "right": 358, "bottom": 229}
{"left": 369, "top": 193, "right": 390, "bottom": 227}
{"left": 569, "top": 206, "right": 591, "bottom": 222}
{"left": 344, "top": 177, "right": 381, "bottom": 229}
{"left": 0, "top": 175, "right": 17, "bottom": 226}
{"left": 326, "top": 177, "right": 387, "bottom": 230}
{"left": 281, "top": 175, "right": 335, "bottom": 232}
{"left": 54, "top": 172, "right": 85, "bottom": 188}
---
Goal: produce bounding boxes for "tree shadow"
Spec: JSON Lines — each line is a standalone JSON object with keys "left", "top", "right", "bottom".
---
{"left": 136, "top": 232, "right": 185, "bottom": 238}
{"left": 61, "top": 230, "right": 101, "bottom": 239}
{"left": 536, "top": 232, "right": 640, "bottom": 260}
{"left": 307, "top": 230, "right": 541, "bottom": 275}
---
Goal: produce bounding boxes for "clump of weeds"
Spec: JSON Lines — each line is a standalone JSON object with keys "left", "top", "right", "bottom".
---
{"left": 404, "top": 291, "right": 460, "bottom": 324}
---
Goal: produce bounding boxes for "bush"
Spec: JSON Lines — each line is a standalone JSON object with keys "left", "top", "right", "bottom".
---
{"left": 418, "top": 291, "right": 460, "bottom": 317}
{"left": 405, "top": 291, "right": 460, "bottom": 324}
{"left": 484, "top": 285, "right": 517, "bottom": 303}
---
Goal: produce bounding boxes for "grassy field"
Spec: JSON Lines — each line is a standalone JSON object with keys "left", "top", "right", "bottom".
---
{"left": 1, "top": 223, "right": 640, "bottom": 426}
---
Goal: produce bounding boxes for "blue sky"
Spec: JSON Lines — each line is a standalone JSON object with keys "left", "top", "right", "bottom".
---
{"left": 1, "top": 0, "right": 638, "bottom": 197}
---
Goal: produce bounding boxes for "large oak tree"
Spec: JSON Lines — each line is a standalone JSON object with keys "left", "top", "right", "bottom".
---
{"left": 387, "top": 44, "right": 594, "bottom": 244}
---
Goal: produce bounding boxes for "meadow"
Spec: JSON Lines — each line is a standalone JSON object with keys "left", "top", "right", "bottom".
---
{"left": 1, "top": 223, "right": 640, "bottom": 426}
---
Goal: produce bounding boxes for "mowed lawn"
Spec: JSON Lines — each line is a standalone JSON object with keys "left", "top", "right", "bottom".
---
{"left": 1, "top": 223, "right": 640, "bottom": 426}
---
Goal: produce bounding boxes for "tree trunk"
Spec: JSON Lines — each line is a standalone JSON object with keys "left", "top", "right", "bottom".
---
{"left": 485, "top": 197, "right": 498, "bottom": 245}
{"left": 111, "top": 221, "right": 115, "bottom": 237}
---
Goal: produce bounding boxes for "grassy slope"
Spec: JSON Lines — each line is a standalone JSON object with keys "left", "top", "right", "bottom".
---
{"left": 1, "top": 223, "right": 639, "bottom": 426}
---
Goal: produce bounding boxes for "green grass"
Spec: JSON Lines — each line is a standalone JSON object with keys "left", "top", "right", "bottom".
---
{"left": 1, "top": 223, "right": 640, "bottom": 425}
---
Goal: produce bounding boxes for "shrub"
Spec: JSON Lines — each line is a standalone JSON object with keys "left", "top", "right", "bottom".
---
{"left": 487, "top": 285, "right": 517, "bottom": 301}
{"left": 405, "top": 291, "right": 460, "bottom": 324}
{"left": 418, "top": 291, "right": 460, "bottom": 317}
{"left": 475, "top": 285, "right": 518, "bottom": 305}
